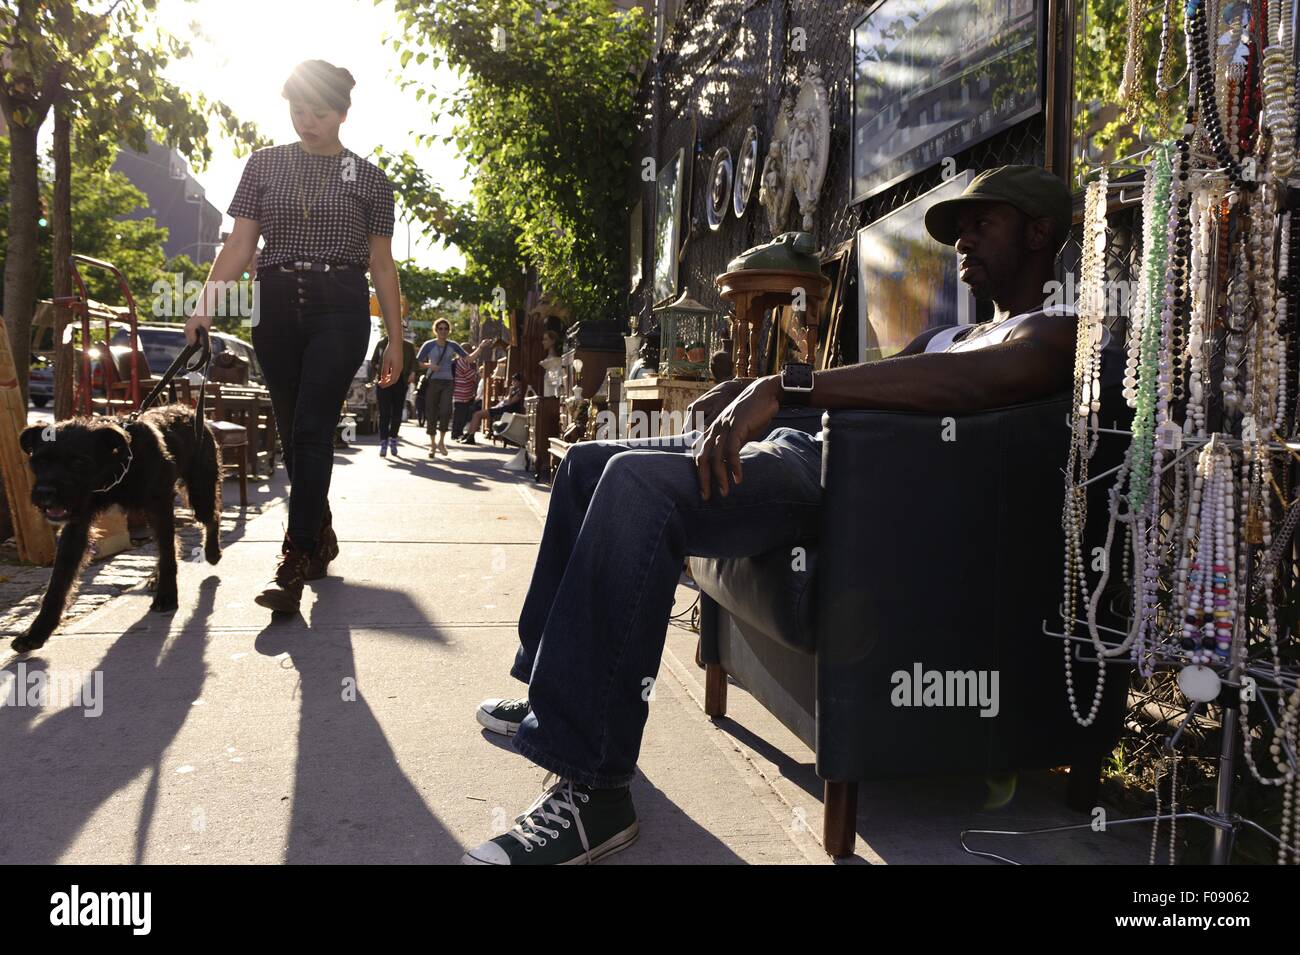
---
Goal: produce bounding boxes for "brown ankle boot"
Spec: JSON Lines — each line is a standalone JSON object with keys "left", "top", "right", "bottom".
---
{"left": 305, "top": 521, "right": 339, "bottom": 581}
{"left": 255, "top": 540, "right": 312, "bottom": 612}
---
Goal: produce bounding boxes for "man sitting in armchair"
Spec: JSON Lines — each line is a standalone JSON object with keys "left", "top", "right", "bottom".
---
{"left": 463, "top": 165, "right": 1115, "bottom": 865}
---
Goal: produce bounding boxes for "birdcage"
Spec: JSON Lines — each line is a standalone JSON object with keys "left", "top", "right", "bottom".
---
{"left": 653, "top": 291, "right": 719, "bottom": 380}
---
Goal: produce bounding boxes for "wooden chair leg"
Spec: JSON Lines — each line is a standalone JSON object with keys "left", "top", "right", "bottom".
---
{"left": 823, "top": 781, "right": 858, "bottom": 858}
{"left": 237, "top": 444, "right": 248, "bottom": 508}
{"left": 704, "top": 663, "right": 727, "bottom": 718}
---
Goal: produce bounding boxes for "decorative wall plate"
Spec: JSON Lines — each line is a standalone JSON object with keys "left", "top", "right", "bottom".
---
{"left": 707, "top": 147, "right": 732, "bottom": 231}
{"left": 733, "top": 125, "right": 759, "bottom": 218}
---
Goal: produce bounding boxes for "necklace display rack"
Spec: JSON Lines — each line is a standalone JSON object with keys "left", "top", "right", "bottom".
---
{"left": 963, "top": 0, "right": 1300, "bottom": 864}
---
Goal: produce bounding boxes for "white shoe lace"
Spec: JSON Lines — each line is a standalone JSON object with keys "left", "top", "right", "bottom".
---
{"left": 506, "top": 774, "right": 591, "bottom": 860}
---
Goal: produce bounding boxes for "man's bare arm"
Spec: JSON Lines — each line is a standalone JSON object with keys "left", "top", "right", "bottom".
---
{"left": 805, "top": 312, "right": 1075, "bottom": 414}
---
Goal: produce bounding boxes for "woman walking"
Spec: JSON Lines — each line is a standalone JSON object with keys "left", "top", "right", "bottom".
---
{"left": 417, "top": 319, "right": 466, "bottom": 458}
{"left": 370, "top": 331, "right": 417, "bottom": 456}
{"left": 185, "top": 59, "right": 403, "bottom": 613}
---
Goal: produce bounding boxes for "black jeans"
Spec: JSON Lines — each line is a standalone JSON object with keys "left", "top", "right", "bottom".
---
{"left": 452, "top": 399, "right": 478, "bottom": 438}
{"left": 252, "top": 269, "right": 370, "bottom": 551}
{"left": 377, "top": 381, "right": 406, "bottom": 441}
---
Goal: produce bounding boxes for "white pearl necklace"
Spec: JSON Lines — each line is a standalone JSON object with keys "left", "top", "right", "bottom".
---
{"left": 1063, "top": 174, "right": 1111, "bottom": 726}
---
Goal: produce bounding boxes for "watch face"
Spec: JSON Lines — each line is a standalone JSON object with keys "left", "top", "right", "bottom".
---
{"left": 783, "top": 362, "right": 813, "bottom": 389}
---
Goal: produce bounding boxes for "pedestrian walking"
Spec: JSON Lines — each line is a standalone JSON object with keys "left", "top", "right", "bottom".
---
{"left": 186, "top": 59, "right": 403, "bottom": 613}
{"left": 370, "top": 332, "right": 417, "bottom": 456}
{"left": 417, "top": 319, "right": 467, "bottom": 458}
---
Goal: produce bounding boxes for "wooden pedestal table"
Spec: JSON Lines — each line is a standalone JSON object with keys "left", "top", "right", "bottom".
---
{"left": 713, "top": 269, "right": 831, "bottom": 379}
{"left": 621, "top": 376, "right": 715, "bottom": 436}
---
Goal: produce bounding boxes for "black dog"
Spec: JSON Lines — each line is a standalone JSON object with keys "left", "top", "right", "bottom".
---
{"left": 13, "top": 404, "right": 222, "bottom": 653}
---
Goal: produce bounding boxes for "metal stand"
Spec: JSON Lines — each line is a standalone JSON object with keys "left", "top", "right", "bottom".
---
{"left": 961, "top": 424, "right": 1298, "bottom": 865}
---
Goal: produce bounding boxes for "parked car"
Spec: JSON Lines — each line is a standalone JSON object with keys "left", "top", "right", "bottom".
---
{"left": 110, "top": 325, "right": 265, "bottom": 387}
{"left": 29, "top": 344, "right": 141, "bottom": 408}
{"left": 28, "top": 354, "right": 53, "bottom": 407}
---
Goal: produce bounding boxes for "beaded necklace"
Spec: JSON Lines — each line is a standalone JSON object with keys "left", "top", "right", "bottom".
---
{"left": 1186, "top": 0, "right": 1251, "bottom": 188}
{"left": 1157, "top": 0, "right": 1192, "bottom": 97}
{"left": 1119, "top": 0, "right": 1148, "bottom": 116}
{"left": 1177, "top": 436, "right": 1236, "bottom": 665}
{"left": 1063, "top": 173, "right": 1112, "bottom": 726}
{"left": 1260, "top": 0, "right": 1296, "bottom": 178}
{"left": 1128, "top": 148, "right": 1175, "bottom": 517}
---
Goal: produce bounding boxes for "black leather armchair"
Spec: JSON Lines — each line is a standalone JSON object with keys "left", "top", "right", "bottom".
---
{"left": 690, "top": 387, "right": 1132, "bottom": 858}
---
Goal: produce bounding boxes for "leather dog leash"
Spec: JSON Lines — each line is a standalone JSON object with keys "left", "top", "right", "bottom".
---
{"left": 134, "top": 326, "right": 213, "bottom": 438}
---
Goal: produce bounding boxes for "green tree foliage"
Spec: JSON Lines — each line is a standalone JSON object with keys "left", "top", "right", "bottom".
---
{"left": 0, "top": 0, "right": 263, "bottom": 403}
{"left": 386, "top": 0, "right": 652, "bottom": 324}
{"left": 1073, "top": 0, "right": 1190, "bottom": 177}
{"left": 0, "top": 136, "right": 176, "bottom": 305}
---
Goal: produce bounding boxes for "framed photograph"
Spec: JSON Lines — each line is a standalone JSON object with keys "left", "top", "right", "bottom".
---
{"left": 856, "top": 172, "right": 976, "bottom": 363}
{"left": 629, "top": 199, "right": 643, "bottom": 292}
{"left": 652, "top": 147, "right": 685, "bottom": 306}
{"left": 850, "top": 0, "right": 1043, "bottom": 205}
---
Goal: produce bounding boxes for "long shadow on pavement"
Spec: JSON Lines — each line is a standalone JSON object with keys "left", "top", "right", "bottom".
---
{"left": 0, "top": 575, "right": 219, "bottom": 863}
{"left": 252, "top": 581, "right": 460, "bottom": 863}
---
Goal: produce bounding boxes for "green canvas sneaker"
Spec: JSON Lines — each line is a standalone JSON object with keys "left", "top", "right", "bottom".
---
{"left": 461, "top": 776, "right": 639, "bottom": 865}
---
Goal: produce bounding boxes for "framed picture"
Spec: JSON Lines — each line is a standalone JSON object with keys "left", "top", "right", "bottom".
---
{"left": 850, "top": 0, "right": 1043, "bottom": 205}
{"left": 652, "top": 147, "right": 685, "bottom": 306}
{"left": 817, "top": 241, "right": 853, "bottom": 370}
{"left": 629, "top": 199, "right": 643, "bottom": 292}
{"left": 856, "top": 171, "right": 976, "bottom": 363}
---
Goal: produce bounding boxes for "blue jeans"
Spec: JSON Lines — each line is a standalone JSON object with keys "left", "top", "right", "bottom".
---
{"left": 252, "top": 269, "right": 371, "bottom": 550}
{"left": 511, "top": 426, "right": 824, "bottom": 787}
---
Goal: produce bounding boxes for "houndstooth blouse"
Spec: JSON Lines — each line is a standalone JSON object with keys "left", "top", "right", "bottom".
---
{"left": 227, "top": 142, "right": 395, "bottom": 270}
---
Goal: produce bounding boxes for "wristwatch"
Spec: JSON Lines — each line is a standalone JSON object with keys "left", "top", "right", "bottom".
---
{"left": 778, "top": 362, "right": 814, "bottom": 406}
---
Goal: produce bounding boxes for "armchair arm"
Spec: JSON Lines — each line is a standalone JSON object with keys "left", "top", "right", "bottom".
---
{"left": 811, "top": 394, "right": 1076, "bottom": 780}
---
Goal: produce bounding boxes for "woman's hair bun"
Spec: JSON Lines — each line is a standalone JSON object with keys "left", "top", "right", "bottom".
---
{"left": 283, "top": 59, "right": 355, "bottom": 112}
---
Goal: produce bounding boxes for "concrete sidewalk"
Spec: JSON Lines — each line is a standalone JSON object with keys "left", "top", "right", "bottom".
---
{"left": 0, "top": 420, "right": 1147, "bottom": 864}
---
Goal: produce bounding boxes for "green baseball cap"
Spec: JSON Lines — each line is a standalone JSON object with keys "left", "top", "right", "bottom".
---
{"left": 923, "top": 165, "right": 1073, "bottom": 248}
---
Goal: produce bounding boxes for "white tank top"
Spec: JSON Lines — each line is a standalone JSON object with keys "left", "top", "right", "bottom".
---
{"left": 923, "top": 306, "right": 1076, "bottom": 354}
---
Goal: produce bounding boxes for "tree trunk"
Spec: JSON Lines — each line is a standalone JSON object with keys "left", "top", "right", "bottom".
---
{"left": 52, "top": 104, "right": 75, "bottom": 421}
{"left": 3, "top": 121, "right": 41, "bottom": 410}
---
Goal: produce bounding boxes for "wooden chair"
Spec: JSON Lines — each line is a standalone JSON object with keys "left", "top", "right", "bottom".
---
{"left": 207, "top": 372, "right": 250, "bottom": 508}
{"left": 208, "top": 418, "right": 249, "bottom": 508}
